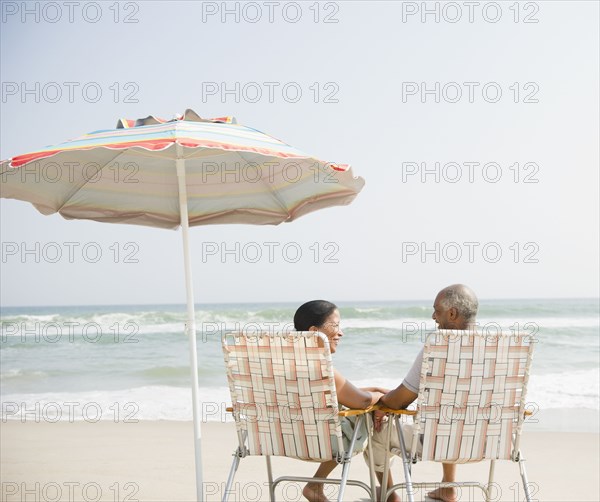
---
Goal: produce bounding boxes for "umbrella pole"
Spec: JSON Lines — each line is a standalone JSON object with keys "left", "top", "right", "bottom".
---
{"left": 176, "top": 155, "right": 204, "bottom": 501}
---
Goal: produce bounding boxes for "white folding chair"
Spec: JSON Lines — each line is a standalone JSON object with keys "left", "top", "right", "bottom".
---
{"left": 378, "top": 329, "right": 535, "bottom": 502}
{"left": 222, "top": 331, "right": 377, "bottom": 502}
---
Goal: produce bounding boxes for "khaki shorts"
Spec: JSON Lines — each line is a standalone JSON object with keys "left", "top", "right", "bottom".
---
{"left": 364, "top": 420, "right": 423, "bottom": 473}
{"left": 331, "top": 414, "right": 369, "bottom": 457}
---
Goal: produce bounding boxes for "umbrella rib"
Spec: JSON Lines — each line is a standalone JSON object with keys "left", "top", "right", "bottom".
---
{"left": 55, "top": 149, "right": 133, "bottom": 213}
{"left": 233, "top": 150, "right": 293, "bottom": 219}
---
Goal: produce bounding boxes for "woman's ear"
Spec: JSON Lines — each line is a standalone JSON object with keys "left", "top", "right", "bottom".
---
{"left": 308, "top": 326, "right": 318, "bottom": 332}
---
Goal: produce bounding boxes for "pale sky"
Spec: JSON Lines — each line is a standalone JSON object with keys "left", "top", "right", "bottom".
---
{"left": 1, "top": 0, "right": 598, "bottom": 306}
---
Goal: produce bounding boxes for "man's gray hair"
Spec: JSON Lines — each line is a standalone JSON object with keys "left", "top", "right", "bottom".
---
{"left": 440, "top": 285, "right": 478, "bottom": 321}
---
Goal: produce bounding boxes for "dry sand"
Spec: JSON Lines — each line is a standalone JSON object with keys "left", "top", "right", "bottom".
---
{"left": 1, "top": 421, "right": 598, "bottom": 501}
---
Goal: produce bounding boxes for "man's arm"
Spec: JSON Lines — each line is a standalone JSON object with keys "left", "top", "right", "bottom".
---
{"left": 379, "top": 383, "right": 417, "bottom": 410}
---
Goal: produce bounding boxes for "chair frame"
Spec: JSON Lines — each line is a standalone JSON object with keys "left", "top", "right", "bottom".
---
{"left": 377, "top": 329, "right": 535, "bottom": 502}
{"left": 222, "top": 330, "right": 378, "bottom": 502}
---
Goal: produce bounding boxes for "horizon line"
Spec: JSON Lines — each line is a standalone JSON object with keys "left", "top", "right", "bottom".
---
{"left": 1, "top": 296, "right": 599, "bottom": 310}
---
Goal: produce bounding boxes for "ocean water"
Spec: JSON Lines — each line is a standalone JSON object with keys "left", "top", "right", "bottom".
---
{"left": 1, "top": 299, "right": 598, "bottom": 431}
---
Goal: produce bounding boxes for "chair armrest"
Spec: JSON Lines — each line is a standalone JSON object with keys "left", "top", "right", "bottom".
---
{"left": 371, "top": 406, "right": 530, "bottom": 417}
{"left": 338, "top": 406, "right": 376, "bottom": 417}
{"left": 226, "top": 404, "right": 424, "bottom": 418}
{"left": 226, "top": 405, "right": 381, "bottom": 418}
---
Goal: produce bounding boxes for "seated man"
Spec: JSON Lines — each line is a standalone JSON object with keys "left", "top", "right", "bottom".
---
{"left": 368, "top": 284, "right": 479, "bottom": 502}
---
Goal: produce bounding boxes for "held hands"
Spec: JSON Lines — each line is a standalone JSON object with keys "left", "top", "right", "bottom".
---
{"left": 372, "top": 409, "right": 388, "bottom": 432}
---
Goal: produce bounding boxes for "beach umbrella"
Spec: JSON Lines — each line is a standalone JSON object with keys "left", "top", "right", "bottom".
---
{"left": 0, "top": 108, "right": 365, "bottom": 501}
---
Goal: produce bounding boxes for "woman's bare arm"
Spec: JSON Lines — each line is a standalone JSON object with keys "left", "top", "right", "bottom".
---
{"left": 335, "top": 369, "right": 383, "bottom": 409}
{"left": 360, "top": 386, "right": 391, "bottom": 394}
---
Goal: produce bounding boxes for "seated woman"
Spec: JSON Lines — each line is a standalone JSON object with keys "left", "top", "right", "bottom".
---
{"left": 294, "top": 300, "right": 388, "bottom": 502}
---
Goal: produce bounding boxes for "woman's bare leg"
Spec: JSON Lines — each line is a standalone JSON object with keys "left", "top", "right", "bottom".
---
{"left": 302, "top": 460, "right": 338, "bottom": 502}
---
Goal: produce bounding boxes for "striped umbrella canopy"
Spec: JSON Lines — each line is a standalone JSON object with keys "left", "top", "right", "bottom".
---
{"left": 1, "top": 108, "right": 364, "bottom": 229}
{"left": 0, "top": 108, "right": 365, "bottom": 501}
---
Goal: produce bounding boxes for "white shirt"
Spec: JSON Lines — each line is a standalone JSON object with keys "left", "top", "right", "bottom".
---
{"left": 401, "top": 347, "right": 423, "bottom": 394}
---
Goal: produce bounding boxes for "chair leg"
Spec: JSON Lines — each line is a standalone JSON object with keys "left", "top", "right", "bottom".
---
{"left": 336, "top": 459, "right": 353, "bottom": 502}
{"left": 266, "top": 456, "right": 275, "bottom": 502}
{"left": 365, "top": 413, "right": 377, "bottom": 502}
{"left": 397, "top": 417, "right": 415, "bottom": 502}
{"left": 380, "top": 417, "right": 394, "bottom": 502}
{"left": 337, "top": 415, "right": 364, "bottom": 502}
{"left": 486, "top": 460, "right": 496, "bottom": 502}
{"left": 222, "top": 451, "right": 241, "bottom": 502}
{"left": 518, "top": 455, "right": 532, "bottom": 502}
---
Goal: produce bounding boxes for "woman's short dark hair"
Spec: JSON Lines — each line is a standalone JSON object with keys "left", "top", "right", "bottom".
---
{"left": 294, "top": 300, "right": 338, "bottom": 331}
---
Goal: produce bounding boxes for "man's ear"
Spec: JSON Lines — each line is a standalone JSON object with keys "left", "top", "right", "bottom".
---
{"left": 448, "top": 307, "right": 458, "bottom": 320}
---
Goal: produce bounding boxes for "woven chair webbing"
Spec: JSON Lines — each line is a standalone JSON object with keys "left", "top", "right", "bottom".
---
{"left": 223, "top": 332, "right": 342, "bottom": 461}
{"left": 416, "top": 332, "right": 534, "bottom": 463}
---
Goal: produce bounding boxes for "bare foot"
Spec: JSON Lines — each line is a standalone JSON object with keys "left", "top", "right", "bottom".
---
{"left": 376, "top": 486, "right": 402, "bottom": 502}
{"left": 427, "top": 486, "right": 458, "bottom": 502}
{"left": 303, "top": 482, "right": 330, "bottom": 502}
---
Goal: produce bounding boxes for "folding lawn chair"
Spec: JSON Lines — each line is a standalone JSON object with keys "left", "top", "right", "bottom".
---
{"left": 378, "top": 329, "right": 536, "bottom": 502}
{"left": 222, "top": 330, "right": 377, "bottom": 502}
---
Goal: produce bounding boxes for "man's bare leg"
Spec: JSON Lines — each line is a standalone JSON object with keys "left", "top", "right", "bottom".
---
{"left": 428, "top": 463, "right": 457, "bottom": 502}
{"left": 303, "top": 460, "right": 338, "bottom": 502}
{"left": 375, "top": 471, "right": 402, "bottom": 502}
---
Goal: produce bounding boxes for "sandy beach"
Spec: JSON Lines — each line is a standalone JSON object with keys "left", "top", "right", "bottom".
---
{"left": 1, "top": 421, "right": 598, "bottom": 502}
